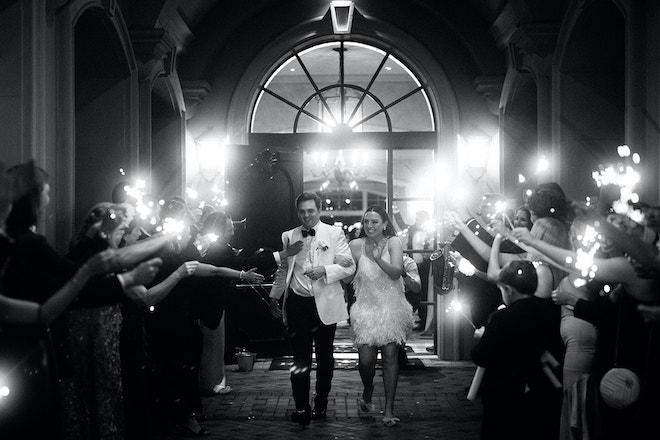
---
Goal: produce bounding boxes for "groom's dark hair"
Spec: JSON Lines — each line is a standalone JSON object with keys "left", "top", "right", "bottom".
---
{"left": 296, "top": 192, "right": 322, "bottom": 210}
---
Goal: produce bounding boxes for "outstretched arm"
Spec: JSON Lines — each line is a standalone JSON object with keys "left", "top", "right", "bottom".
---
{"left": 511, "top": 227, "right": 637, "bottom": 285}
{"left": 1, "top": 249, "right": 119, "bottom": 326}
{"left": 486, "top": 233, "right": 504, "bottom": 283}
{"left": 574, "top": 205, "right": 660, "bottom": 272}
{"left": 115, "top": 233, "right": 176, "bottom": 268}
{"left": 194, "top": 262, "right": 265, "bottom": 284}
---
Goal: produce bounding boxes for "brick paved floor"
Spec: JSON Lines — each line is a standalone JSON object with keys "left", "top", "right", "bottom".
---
{"left": 165, "top": 323, "right": 482, "bottom": 439}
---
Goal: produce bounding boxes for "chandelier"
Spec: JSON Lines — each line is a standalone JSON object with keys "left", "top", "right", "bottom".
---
{"left": 311, "top": 149, "right": 368, "bottom": 192}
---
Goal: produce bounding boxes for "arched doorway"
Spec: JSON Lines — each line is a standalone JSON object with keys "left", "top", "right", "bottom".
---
{"left": 233, "top": 38, "right": 441, "bottom": 351}
{"left": 74, "top": 8, "right": 135, "bottom": 231}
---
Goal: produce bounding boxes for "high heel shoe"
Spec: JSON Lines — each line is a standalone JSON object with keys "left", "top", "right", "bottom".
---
{"left": 358, "top": 398, "right": 376, "bottom": 413}
{"left": 382, "top": 416, "right": 400, "bottom": 427}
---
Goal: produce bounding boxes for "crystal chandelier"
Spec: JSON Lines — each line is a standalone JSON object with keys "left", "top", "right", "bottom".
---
{"left": 311, "top": 150, "right": 368, "bottom": 192}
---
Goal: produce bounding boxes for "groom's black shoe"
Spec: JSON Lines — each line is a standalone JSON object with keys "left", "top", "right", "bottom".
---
{"left": 311, "top": 405, "right": 327, "bottom": 420}
{"left": 291, "top": 407, "right": 311, "bottom": 426}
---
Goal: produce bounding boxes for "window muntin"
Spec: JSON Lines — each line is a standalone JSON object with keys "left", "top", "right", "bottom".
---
{"left": 252, "top": 41, "right": 434, "bottom": 133}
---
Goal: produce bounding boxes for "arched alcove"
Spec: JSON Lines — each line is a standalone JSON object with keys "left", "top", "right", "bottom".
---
{"left": 500, "top": 71, "right": 538, "bottom": 199}
{"left": 556, "top": 1, "right": 625, "bottom": 200}
{"left": 151, "top": 76, "right": 185, "bottom": 200}
{"left": 74, "top": 8, "right": 134, "bottom": 229}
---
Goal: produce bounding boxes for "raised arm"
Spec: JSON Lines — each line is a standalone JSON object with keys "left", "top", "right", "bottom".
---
{"left": 373, "top": 236, "right": 403, "bottom": 279}
{"left": 446, "top": 211, "right": 492, "bottom": 262}
{"left": 446, "top": 212, "right": 518, "bottom": 266}
{"left": 486, "top": 233, "right": 504, "bottom": 283}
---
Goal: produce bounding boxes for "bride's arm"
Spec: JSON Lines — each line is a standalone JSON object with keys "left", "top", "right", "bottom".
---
{"left": 373, "top": 237, "right": 403, "bottom": 280}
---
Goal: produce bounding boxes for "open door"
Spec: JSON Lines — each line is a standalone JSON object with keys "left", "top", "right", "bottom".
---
{"left": 224, "top": 145, "right": 303, "bottom": 358}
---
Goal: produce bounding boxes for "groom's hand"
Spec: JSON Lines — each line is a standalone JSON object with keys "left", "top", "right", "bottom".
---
{"left": 334, "top": 255, "right": 353, "bottom": 268}
{"left": 304, "top": 266, "right": 326, "bottom": 280}
{"left": 269, "top": 297, "right": 282, "bottom": 318}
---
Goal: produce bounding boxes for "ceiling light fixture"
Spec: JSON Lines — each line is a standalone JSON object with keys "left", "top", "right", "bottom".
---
{"left": 330, "top": 1, "right": 355, "bottom": 34}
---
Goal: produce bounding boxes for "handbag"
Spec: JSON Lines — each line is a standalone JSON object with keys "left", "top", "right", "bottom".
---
{"left": 598, "top": 290, "right": 641, "bottom": 409}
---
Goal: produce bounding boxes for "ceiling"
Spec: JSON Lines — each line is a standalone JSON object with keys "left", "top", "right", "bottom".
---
{"left": 117, "top": 0, "right": 569, "bottom": 86}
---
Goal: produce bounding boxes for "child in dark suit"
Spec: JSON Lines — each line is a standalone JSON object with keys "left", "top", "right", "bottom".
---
{"left": 471, "top": 260, "right": 562, "bottom": 440}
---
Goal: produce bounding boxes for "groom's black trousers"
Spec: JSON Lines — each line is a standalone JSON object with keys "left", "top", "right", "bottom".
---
{"left": 284, "top": 291, "right": 337, "bottom": 410}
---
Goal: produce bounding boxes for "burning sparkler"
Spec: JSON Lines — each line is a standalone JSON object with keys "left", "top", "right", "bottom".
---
{"left": 446, "top": 298, "right": 476, "bottom": 329}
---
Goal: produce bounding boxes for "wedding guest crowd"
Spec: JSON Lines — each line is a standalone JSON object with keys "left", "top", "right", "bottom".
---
{"left": 2, "top": 157, "right": 660, "bottom": 440}
{"left": 449, "top": 180, "right": 660, "bottom": 440}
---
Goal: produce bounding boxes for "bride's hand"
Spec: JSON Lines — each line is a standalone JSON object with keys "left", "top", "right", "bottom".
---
{"left": 365, "top": 239, "right": 385, "bottom": 261}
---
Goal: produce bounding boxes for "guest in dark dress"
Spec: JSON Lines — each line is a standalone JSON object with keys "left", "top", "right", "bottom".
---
{"left": 192, "top": 211, "right": 298, "bottom": 395}
{"left": 2, "top": 161, "right": 164, "bottom": 439}
{"left": 472, "top": 260, "right": 562, "bottom": 440}
{"left": 144, "top": 203, "right": 269, "bottom": 436}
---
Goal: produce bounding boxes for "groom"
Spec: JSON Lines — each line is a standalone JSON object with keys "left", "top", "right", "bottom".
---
{"left": 269, "top": 192, "right": 355, "bottom": 426}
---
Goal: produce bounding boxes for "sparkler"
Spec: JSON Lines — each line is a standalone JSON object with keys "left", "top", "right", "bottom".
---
{"left": 158, "top": 217, "right": 185, "bottom": 240}
{"left": 571, "top": 144, "right": 645, "bottom": 286}
{"left": 592, "top": 145, "right": 643, "bottom": 223}
{"left": 194, "top": 233, "right": 219, "bottom": 255}
{"left": 446, "top": 298, "right": 476, "bottom": 329}
{"left": 449, "top": 250, "right": 477, "bottom": 276}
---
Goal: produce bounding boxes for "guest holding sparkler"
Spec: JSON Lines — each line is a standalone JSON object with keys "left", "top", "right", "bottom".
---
{"left": 472, "top": 260, "right": 562, "bottom": 440}
{"left": 0, "top": 162, "right": 121, "bottom": 439}
{"left": 526, "top": 182, "right": 573, "bottom": 225}
{"left": 192, "top": 211, "right": 302, "bottom": 396}
{"left": 446, "top": 194, "right": 527, "bottom": 328}
{"left": 2, "top": 161, "right": 166, "bottom": 439}
{"left": 512, "top": 210, "right": 660, "bottom": 439}
{"left": 513, "top": 205, "right": 533, "bottom": 230}
{"left": 347, "top": 205, "right": 413, "bottom": 427}
{"left": 144, "top": 200, "right": 272, "bottom": 436}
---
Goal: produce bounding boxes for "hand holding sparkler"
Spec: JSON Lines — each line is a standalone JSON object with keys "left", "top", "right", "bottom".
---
{"left": 509, "top": 227, "right": 533, "bottom": 245}
{"left": 194, "top": 233, "right": 219, "bottom": 256}
{"left": 121, "top": 257, "right": 163, "bottom": 287}
{"left": 175, "top": 261, "right": 199, "bottom": 279}
{"left": 444, "top": 211, "right": 468, "bottom": 232}
{"left": 241, "top": 267, "right": 265, "bottom": 285}
{"left": 449, "top": 251, "right": 477, "bottom": 276}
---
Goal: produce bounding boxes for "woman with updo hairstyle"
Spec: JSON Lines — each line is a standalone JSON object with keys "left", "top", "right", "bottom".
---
{"left": 526, "top": 182, "right": 574, "bottom": 226}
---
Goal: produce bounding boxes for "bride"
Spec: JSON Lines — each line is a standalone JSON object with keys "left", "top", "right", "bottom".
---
{"left": 347, "top": 205, "right": 414, "bottom": 426}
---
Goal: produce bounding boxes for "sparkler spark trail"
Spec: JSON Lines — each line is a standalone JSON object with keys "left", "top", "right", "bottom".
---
{"left": 446, "top": 299, "right": 476, "bottom": 329}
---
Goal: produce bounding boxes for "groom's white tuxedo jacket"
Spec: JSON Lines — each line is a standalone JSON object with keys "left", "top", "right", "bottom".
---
{"left": 269, "top": 221, "right": 355, "bottom": 325}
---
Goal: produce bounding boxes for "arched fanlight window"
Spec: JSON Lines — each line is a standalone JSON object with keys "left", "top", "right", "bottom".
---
{"left": 251, "top": 40, "right": 434, "bottom": 133}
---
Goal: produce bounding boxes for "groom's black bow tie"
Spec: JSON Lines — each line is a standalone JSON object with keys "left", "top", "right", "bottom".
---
{"left": 302, "top": 228, "right": 316, "bottom": 237}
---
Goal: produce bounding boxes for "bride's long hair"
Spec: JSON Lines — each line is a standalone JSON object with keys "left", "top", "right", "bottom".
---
{"left": 359, "top": 205, "right": 397, "bottom": 238}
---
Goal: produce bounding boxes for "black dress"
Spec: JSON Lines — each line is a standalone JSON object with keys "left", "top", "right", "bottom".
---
{"left": 143, "top": 243, "right": 204, "bottom": 430}
{"left": 0, "top": 233, "right": 61, "bottom": 438}
{"left": 3, "top": 231, "right": 127, "bottom": 440}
